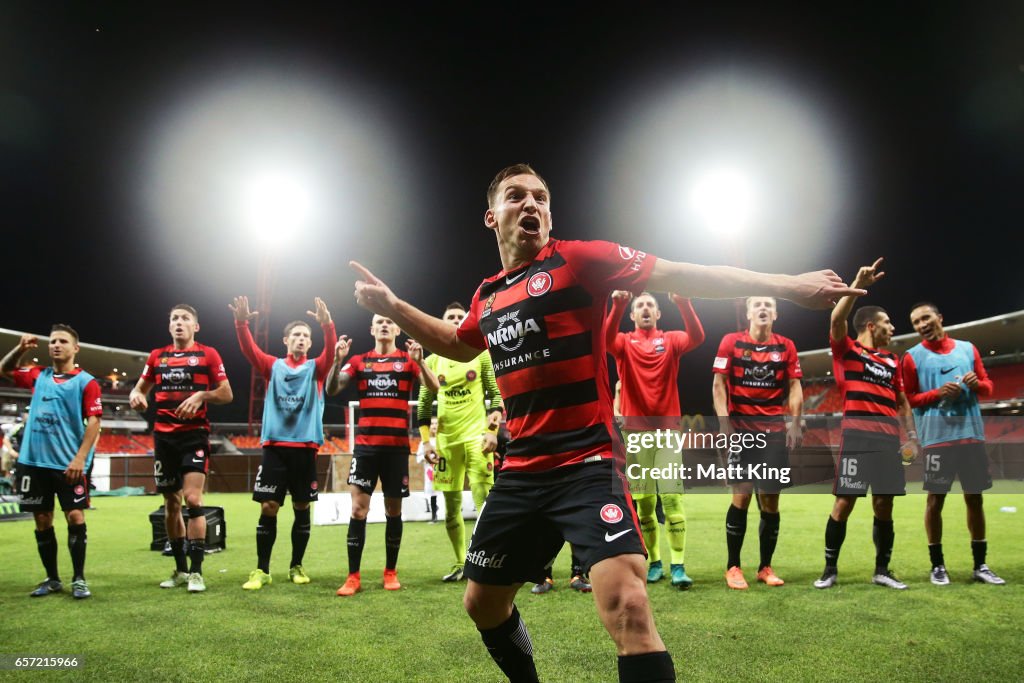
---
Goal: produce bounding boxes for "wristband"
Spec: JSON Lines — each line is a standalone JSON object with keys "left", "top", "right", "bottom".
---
{"left": 419, "top": 425, "right": 431, "bottom": 443}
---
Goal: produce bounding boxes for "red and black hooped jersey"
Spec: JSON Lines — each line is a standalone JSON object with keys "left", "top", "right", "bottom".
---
{"left": 141, "top": 343, "right": 228, "bottom": 433}
{"left": 830, "top": 335, "right": 903, "bottom": 437}
{"left": 341, "top": 350, "right": 419, "bottom": 451}
{"left": 713, "top": 332, "right": 801, "bottom": 431}
{"left": 457, "top": 238, "right": 655, "bottom": 473}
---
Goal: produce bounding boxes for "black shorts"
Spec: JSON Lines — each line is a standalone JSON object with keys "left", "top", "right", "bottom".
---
{"left": 253, "top": 446, "right": 320, "bottom": 503}
{"left": 922, "top": 442, "right": 992, "bottom": 494}
{"left": 728, "top": 431, "right": 791, "bottom": 493}
{"left": 463, "top": 460, "right": 645, "bottom": 586}
{"left": 17, "top": 464, "right": 89, "bottom": 513}
{"left": 833, "top": 431, "right": 906, "bottom": 496}
{"left": 153, "top": 431, "right": 211, "bottom": 493}
{"left": 348, "top": 447, "right": 409, "bottom": 498}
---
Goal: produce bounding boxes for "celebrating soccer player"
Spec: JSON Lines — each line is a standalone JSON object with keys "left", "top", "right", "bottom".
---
{"left": 326, "top": 314, "right": 438, "bottom": 595}
{"left": 903, "top": 302, "right": 1005, "bottom": 585}
{"left": 1, "top": 327, "right": 102, "bottom": 599}
{"left": 813, "top": 258, "right": 918, "bottom": 590}
{"left": 712, "top": 296, "right": 803, "bottom": 590}
{"left": 231, "top": 295, "right": 337, "bottom": 591}
{"left": 130, "top": 305, "right": 233, "bottom": 593}
{"left": 416, "top": 301, "right": 503, "bottom": 582}
{"left": 348, "top": 163, "right": 861, "bottom": 682}
{"left": 605, "top": 289, "right": 704, "bottom": 589}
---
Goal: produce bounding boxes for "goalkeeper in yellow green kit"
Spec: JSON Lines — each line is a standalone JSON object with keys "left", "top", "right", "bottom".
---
{"left": 417, "top": 301, "right": 504, "bottom": 582}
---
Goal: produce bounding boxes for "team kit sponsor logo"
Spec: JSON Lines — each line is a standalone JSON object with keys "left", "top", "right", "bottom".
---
{"left": 487, "top": 310, "right": 541, "bottom": 352}
{"left": 466, "top": 549, "right": 507, "bottom": 568}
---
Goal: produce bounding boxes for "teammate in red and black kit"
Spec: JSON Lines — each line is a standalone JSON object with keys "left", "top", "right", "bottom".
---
{"left": 1, "top": 326, "right": 102, "bottom": 600}
{"left": 712, "top": 296, "right": 803, "bottom": 590}
{"left": 231, "top": 295, "right": 338, "bottom": 590}
{"left": 348, "top": 163, "right": 861, "bottom": 683}
{"left": 605, "top": 289, "right": 704, "bottom": 589}
{"left": 130, "top": 304, "right": 233, "bottom": 593}
{"left": 903, "top": 302, "right": 1004, "bottom": 586}
{"left": 326, "top": 314, "right": 438, "bottom": 596}
{"left": 813, "top": 258, "right": 918, "bottom": 590}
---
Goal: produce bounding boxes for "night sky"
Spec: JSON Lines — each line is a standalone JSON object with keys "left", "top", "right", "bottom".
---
{"left": 3, "top": 4, "right": 1022, "bottom": 419}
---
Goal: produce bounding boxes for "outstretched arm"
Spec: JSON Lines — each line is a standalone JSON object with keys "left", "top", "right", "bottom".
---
{"left": 830, "top": 258, "right": 884, "bottom": 342}
{"left": 647, "top": 259, "right": 864, "bottom": 310}
{"left": 351, "top": 261, "right": 481, "bottom": 362}
{"left": 604, "top": 291, "right": 631, "bottom": 352}
{"left": 670, "top": 294, "right": 705, "bottom": 352}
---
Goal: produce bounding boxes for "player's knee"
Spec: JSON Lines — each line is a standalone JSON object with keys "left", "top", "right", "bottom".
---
{"left": 66, "top": 509, "right": 85, "bottom": 525}
{"left": 926, "top": 494, "right": 946, "bottom": 513}
{"left": 33, "top": 512, "right": 54, "bottom": 530}
{"left": 600, "top": 582, "right": 652, "bottom": 630}
{"left": 183, "top": 491, "right": 203, "bottom": 509}
{"left": 635, "top": 495, "right": 657, "bottom": 517}
{"left": 261, "top": 500, "right": 281, "bottom": 516}
{"left": 164, "top": 495, "right": 182, "bottom": 513}
{"left": 964, "top": 493, "right": 983, "bottom": 510}
{"left": 660, "top": 494, "right": 684, "bottom": 517}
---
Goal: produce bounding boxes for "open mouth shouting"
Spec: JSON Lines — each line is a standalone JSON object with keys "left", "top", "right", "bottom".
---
{"left": 519, "top": 215, "right": 541, "bottom": 236}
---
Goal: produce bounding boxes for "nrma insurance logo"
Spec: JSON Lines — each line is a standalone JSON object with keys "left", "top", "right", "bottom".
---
{"left": 486, "top": 310, "right": 541, "bottom": 352}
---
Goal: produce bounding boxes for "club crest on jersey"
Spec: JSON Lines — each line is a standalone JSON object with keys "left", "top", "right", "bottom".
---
{"left": 600, "top": 504, "right": 624, "bottom": 524}
{"left": 74, "top": 485, "right": 86, "bottom": 496}
{"left": 187, "top": 356, "right": 199, "bottom": 366}
{"left": 466, "top": 370, "right": 477, "bottom": 382}
{"left": 770, "top": 352, "right": 782, "bottom": 362}
{"left": 488, "top": 310, "right": 541, "bottom": 352}
{"left": 438, "top": 374, "right": 447, "bottom": 386}
{"left": 311, "top": 481, "right": 318, "bottom": 491}
{"left": 195, "top": 449, "right": 205, "bottom": 459}
{"left": 527, "top": 271, "right": 552, "bottom": 297}
{"left": 393, "top": 362, "right": 404, "bottom": 372}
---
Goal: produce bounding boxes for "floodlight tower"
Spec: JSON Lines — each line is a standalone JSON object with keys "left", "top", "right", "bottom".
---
{"left": 241, "top": 170, "right": 313, "bottom": 435}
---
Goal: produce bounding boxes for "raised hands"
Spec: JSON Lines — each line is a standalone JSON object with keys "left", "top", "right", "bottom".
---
{"left": 229, "top": 296, "right": 257, "bottom": 322}
{"left": 307, "top": 297, "right": 332, "bottom": 326}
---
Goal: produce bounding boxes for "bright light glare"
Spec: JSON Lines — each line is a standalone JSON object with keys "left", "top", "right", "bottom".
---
{"left": 240, "top": 169, "right": 315, "bottom": 245}
{"left": 596, "top": 67, "right": 851, "bottom": 266}
{"left": 688, "top": 166, "right": 755, "bottom": 238}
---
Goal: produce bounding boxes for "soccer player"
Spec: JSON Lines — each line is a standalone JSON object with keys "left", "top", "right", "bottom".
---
{"left": 416, "top": 301, "right": 504, "bottom": 582}
{"left": 326, "top": 314, "right": 438, "bottom": 595}
{"left": 230, "top": 295, "right": 337, "bottom": 590}
{"left": 903, "top": 302, "right": 1005, "bottom": 585}
{"left": 813, "top": 258, "right": 918, "bottom": 590}
{"left": 1, "top": 327, "right": 101, "bottom": 599}
{"left": 348, "top": 163, "right": 861, "bottom": 682}
{"left": 712, "top": 296, "right": 803, "bottom": 589}
{"left": 605, "top": 289, "right": 704, "bottom": 589}
{"left": 129, "top": 304, "right": 233, "bottom": 593}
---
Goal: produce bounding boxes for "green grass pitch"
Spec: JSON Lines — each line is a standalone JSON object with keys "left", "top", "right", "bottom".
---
{"left": 0, "top": 491, "right": 1021, "bottom": 682}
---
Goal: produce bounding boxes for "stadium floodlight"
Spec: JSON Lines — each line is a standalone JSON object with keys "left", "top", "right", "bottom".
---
{"left": 239, "top": 168, "right": 315, "bottom": 247}
{"left": 688, "top": 165, "right": 756, "bottom": 239}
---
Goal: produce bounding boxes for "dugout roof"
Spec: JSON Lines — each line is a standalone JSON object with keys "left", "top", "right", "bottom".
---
{"left": 0, "top": 327, "right": 149, "bottom": 383}
{"left": 798, "top": 309, "right": 1024, "bottom": 379}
